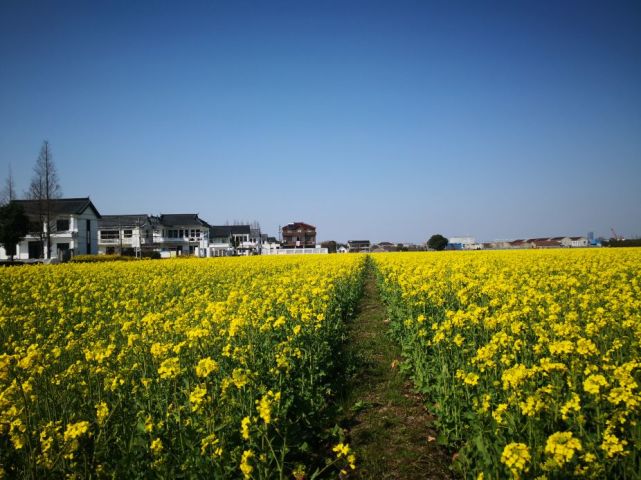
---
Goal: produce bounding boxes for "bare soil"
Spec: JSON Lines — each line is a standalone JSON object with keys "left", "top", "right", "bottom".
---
{"left": 338, "top": 262, "right": 454, "bottom": 479}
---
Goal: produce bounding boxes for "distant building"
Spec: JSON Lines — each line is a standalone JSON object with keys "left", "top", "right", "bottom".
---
{"left": 155, "top": 214, "right": 210, "bottom": 257}
{"left": 347, "top": 240, "right": 371, "bottom": 253}
{"left": 504, "top": 236, "right": 589, "bottom": 249}
{"left": 374, "top": 242, "right": 397, "bottom": 252}
{"left": 0, "top": 197, "right": 101, "bottom": 260}
{"left": 98, "top": 214, "right": 155, "bottom": 256}
{"left": 261, "top": 237, "right": 281, "bottom": 255}
{"left": 549, "top": 237, "right": 569, "bottom": 247}
{"left": 529, "top": 239, "right": 560, "bottom": 248}
{"left": 569, "top": 236, "right": 588, "bottom": 248}
{"left": 266, "top": 246, "right": 328, "bottom": 255}
{"left": 321, "top": 240, "right": 338, "bottom": 253}
{"left": 281, "top": 222, "right": 317, "bottom": 248}
{"left": 208, "top": 225, "right": 253, "bottom": 256}
{"left": 509, "top": 239, "right": 532, "bottom": 249}
{"left": 448, "top": 236, "right": 482, "bottom": 250}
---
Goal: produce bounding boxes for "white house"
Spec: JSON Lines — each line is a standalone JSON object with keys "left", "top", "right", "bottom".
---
{"left": 569, "top": 236, "right": 588, "bottom": 248}
{"left": 0, "top": 198, "right": 101, "bottom": 260}
{"left": 448, "top": 236, "right": 482, "bottom": 250}
{"left": 260, "top": 237, "right": 281, "bottom": 255}
{"left": 98, "top": 214, "right": 155, "bottom": 256}
{"left": 207, "top": 225, "right": 261, "bottom": 257}
{"left": 154, "top": 214, "right": 210, "bottom": 257}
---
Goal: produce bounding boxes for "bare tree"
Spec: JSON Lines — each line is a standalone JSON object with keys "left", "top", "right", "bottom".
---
{"left": 27, "top": 141, "right": 62, "bottom": 258}
{"left": 0, "top": 164, "right": 16, "bottom": 205}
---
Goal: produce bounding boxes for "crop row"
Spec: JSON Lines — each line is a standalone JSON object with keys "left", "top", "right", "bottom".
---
{"left": 0, "top": 255, "right": 365, "bottom": 479}
{"left": 374, "top": 249, "right": 641, "bottom": 479}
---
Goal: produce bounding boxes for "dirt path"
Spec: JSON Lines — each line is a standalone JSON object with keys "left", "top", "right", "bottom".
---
{"left": 339, "top": 260, "right": 453, "bottom": 479}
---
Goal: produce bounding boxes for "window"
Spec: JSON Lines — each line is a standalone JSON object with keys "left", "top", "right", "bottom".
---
{"left": 123, "top": 230, "right": 133, "bottom": 238}
{"left": 86, "top": 219, "right": 91, "bottom": 231}
{"left": 56, "top": 219, "right": 70, "bottom": 231}
{"left": 100, "top": 230, "right": 119, "bottom": 240}
{"left": 179, "top": 229, "right": 184, "bottom": 238}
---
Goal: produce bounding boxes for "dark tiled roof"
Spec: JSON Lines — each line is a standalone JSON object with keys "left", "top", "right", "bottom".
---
{"left": 209, "top": 226, "right": 230, "bottom": 238}
{"left": 282, "top": 222, "right": 316, "bottom": 231}
{"left": 231, "top": 225, "right": 250, "bottom": 234}
{"left": 209, "top": 225, "right": 251, "bottom": 238}
{"left": 348, "top": 240, "right": 371, "bottom": 245}
{"left": 13, "top": 198, "right": 101, "bottom": 219}
{"left": 159, "top": 214, "right": 209, "bottom": 227}
{"left": 99, "top": 214, "right": 151, "bottom": 229}
{"left": 532, "top": 240, "right": 560, "bottom": 247}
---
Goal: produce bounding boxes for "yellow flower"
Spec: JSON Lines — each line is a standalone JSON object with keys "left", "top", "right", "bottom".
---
{"left": 332, "top": 442, "right": 351, "bottom": 458}
{"left": 240, "top": 450, "right": 254, "bottom": 479}
{"left": 95, "top": 402, "right": 109, "bottom": 427}
{"left": 256, "top": 390, "right": 281, "bottom": 424}
{"left": 492, "top": 403, "right": 508, "bottom": 424}
{"left": 501, "top": 363, "right": 530, "bottom": 391}
{"left": 544, "top": 431, "right": 582, "bottom": 466}
{"left": 501, "top": 442, "right": 531, "bottom": 475}
{"left": 195, "top": 357, "right": 219, "bottom": 378}
{"left": 63, "top": 421, "right": 90, "bottom": 442}
{"left": 464, "top": 372, "right": 479, "bottom": 386}
{"left": 519, "top": 395, "right": 544, "bottom": 417}
{"left": 241, "top": 416, "right": 251, "bottom": 440}
{"left": 560, "top": 393, "right": 581, "bottom": 420}
{"left": 200, "top": 433, "right": 222, "bottom": 458}
{"left": 232, "top": 368, "right": 249, "bottom": 388}
{"left": 189, "top": 385, "right": 207, "bottom": 412}
{"left": 600, "top": 430, "right": 628, "bottom": 458}
{"left": 583, "top": 374, "right": 608, "bottom": 395}
{"left": 150, "top": 438, "right": 163, "bottom": 456}
{"left": 158, "top": 357, "right": 181, "bottom": 379}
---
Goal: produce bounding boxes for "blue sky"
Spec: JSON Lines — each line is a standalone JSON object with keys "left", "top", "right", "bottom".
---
{"left": 1, "top": 0, "right": 640, "bottom": 243}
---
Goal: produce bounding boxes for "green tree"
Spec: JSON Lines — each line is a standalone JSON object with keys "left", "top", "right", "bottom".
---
{"left": 321, "top": 240, "right": 337, "bottom": 253}
{"left": 427, "top": 234, "right": 448, "bottom": 251}
{"left": 0, "top": 202, "right": 29, "bottom": 261}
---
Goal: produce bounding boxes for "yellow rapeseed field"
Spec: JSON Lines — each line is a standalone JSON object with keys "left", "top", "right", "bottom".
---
{"left": 374, "top": 248, "right": 641, "bottom": 479}
{"left": 0, "top": 255, "right": 364, "bottom": 479}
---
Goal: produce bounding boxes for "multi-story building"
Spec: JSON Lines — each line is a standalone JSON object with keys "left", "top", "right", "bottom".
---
{"left": 154, "top": 214, "right": 210, "bottom": 257}
{"left": 98, "top": 214, "right": 155, "bottom": 256}
{"left": 0, "top": 197, "right": 101, "bottom": 260}
{"left": 208, "top": 225, "right": 253, "bottom": 256}
{"left": 347, "top": 240, "right": 371, "bottom": 253}
{"left": 281, "top": 222, "right": 316, "bottom": 248}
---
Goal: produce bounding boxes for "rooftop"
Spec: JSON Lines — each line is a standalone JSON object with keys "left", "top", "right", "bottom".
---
{"left": 13, "top": 197, "right": 101, "bottom": 219}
